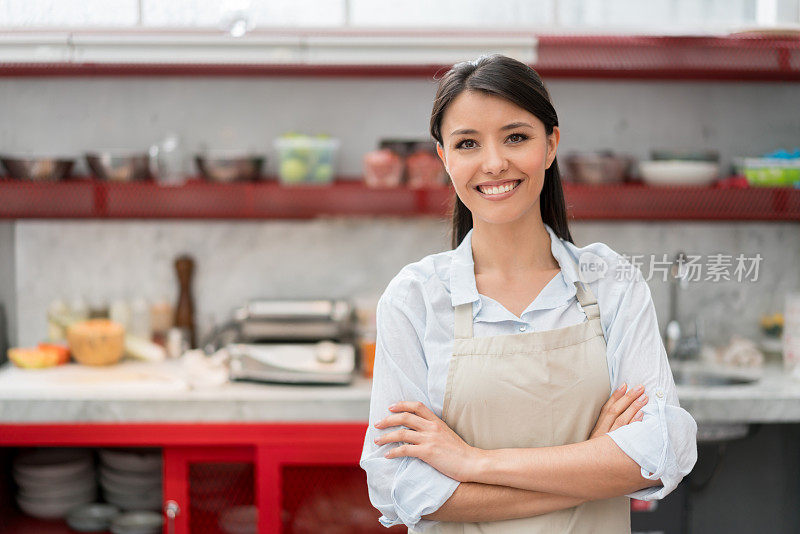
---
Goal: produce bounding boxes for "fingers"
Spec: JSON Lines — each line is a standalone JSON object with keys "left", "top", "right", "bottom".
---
{"left": 388, "top": 401, "right": 436, "bottom": 420}
{"left": 374, "top": 428, "right": 421, "bottom": 447}
{"left": 374, "top": 412, "right": 428, "bottom": 431}
{"left": 633, "top": 410, "right": 644, "bottom": 422}
{"left": 610, "top": 393, "right": 648, "bottom": 431}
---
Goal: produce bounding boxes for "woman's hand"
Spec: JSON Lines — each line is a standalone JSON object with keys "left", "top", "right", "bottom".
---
{"left": 588, "top": 383, "right": 647, "bottom": 440}
{"left": 373, "top": 401, "right": 481, "bottom": 483}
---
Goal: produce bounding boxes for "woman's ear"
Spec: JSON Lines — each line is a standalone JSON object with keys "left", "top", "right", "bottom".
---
{"left": 546, "top": 126, "right": 560, "bottom": 169}
{"left": 436, "top": 142, "right": 448, "bottom": 173}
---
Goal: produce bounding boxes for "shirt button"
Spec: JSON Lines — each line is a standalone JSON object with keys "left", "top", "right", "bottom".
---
{"left": 519, "top": 325, "right": 527, "bottom": 332}
{"left": 656, "top": 391, "right": 664, "bottom": 398}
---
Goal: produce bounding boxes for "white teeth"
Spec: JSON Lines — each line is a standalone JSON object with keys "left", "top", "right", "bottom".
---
{"left": 479, "top": 181, "right": 518, "bottom": 195}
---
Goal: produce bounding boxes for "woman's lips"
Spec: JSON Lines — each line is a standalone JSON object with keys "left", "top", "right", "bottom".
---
{"left": 474, "top": 179, "right": 522, "bottom": 201}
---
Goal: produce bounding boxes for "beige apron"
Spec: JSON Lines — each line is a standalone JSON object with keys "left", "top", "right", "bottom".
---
{"left": 420, "top": 280, "right": 630, "bottom": 533}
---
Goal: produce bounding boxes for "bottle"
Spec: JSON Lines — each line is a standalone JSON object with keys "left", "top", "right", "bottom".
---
{"left": 109, "top": 299, "right": 132, "bottom": 331}
{"left": 129, "top": 297, "right": 152, "bottom": 341}
{"left": 150, "top": 297, "right": 174, "bottom": 347}
{"left": 174, "top": 255, "right": 196, "bottom": 349}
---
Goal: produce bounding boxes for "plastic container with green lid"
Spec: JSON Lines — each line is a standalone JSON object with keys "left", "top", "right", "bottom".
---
{"left": 274, "top": 135, "right": 340, "bottom": 185}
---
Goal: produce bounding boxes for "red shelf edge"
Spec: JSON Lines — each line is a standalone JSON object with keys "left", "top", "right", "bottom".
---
{"left": 1, "top": 180, "right": 798, "bottom": 221}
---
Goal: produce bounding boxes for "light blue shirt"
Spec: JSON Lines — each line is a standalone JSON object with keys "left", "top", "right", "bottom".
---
{"left": 360, "top": 224, "right": 698, "bottom": 532}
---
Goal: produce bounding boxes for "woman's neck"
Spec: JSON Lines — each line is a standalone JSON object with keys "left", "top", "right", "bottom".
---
{"left": 471, "top": 212, "right": 559, "bottom": 279}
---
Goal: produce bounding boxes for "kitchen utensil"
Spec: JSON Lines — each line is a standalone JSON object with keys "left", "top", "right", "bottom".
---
{"left": 86, "top": 152, "right": 152, "bottom": 182}
{"left": 174, "top": 255, "right": 196, "bottom": 349}
{"left": 195, "top": 151, "right": 265, "bottom": 182}
{"left": 215, "top": 298, "right": 357, "bottom": 385}
{"left": 638, "top": 160, "right": 719, "bottom": 186}
{"left": 67, "top": 319, "right": 125, "bottom": 366}
{"left": 564, "top": 151, "right": 633, "bottom": 184}
{"left": 0, "top": 155, "right": 74, "bottom": 181}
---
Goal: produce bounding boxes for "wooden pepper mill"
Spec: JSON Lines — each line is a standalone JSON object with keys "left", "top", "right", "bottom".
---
{"left": 174, "top": 255, "right": 196, "bottom": 349}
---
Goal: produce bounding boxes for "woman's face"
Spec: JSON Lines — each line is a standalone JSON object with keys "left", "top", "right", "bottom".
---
{"left": 436, "top": 90, "right": 559, "bottom": 227}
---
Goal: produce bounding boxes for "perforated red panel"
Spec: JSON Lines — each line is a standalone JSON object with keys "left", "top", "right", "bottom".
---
{"left": 189, "top": 462, "right": 255, "bottom": 534}
{"left": 282, "top": 465, "right": 405, "bottom": 534}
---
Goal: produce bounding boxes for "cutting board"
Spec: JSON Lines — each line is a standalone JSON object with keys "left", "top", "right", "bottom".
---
{"left": 0, "top": 360, "right": 190, "bottom": 397}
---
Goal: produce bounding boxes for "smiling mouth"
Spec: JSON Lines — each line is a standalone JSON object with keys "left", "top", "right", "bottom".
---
{"left": 475, "top": 179, "right": 522, "bottom": 196}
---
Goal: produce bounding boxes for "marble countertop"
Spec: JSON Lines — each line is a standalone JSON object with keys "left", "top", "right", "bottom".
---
{"left": 0, "top": 360, "right": 798, "bottom": 424}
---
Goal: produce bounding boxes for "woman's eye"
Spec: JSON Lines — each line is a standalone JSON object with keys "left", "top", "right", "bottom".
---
{"left": 455, "top": 139, "right": 476, "bottom": 149}
{"left": 508, "top": 133, "right": 528, "bottom": 143}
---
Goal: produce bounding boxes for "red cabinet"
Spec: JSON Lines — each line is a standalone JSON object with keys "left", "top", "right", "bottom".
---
{"left": 0, "top": 423, "right": 403, "bottom": 534}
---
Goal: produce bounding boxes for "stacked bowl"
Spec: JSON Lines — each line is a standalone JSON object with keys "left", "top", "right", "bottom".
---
{"left": 99, "top": 448, "right": 162, "bottom": 511}
{"left": 13, "top": 448, "right": 97, "bottom": 519}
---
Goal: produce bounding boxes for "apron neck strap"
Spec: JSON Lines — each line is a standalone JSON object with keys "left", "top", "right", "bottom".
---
{"left": 454, "top": 302, "right": 474, "bottom": 339}
{"left": 574, "top": 281, "right": 601, "bottom": 321}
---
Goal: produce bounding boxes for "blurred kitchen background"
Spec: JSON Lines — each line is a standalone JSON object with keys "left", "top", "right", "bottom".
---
{"left": 1, "top": 1, "right": 800, "bottom": 533}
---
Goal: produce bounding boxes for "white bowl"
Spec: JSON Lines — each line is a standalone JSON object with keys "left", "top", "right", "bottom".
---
{"left": 99, "top": 448, "right": 161, "bottom": 473}
{"left": 18, "top": 475, "right": 96, "bottom": 500}
{"left": 638, "top": 160, "right": 719, "bottom": 186}
{"left": 16, "top": 487, "right": 97, "bottom": 519}
{"left": 14, "top": 463, "right": 94, "bottom": 489}
{"left": 100, "top": 469, "right": 161, "bottom": 495}
{"left": 13, "top": 448, "right": 93, "bottom": 481}
{"left": 103, "top": 487, "right": 163, "bottom": 511}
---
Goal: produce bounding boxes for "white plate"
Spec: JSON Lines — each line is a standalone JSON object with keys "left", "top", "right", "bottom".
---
{"left": 99, "top": 448, "right": 162, "bottom": 473}
{"left": 639, "top": 160, "right": 718, "bottom": 186}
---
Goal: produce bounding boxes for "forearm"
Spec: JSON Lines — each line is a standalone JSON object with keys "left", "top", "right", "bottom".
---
{"left": 422, "top": 482, "right": 585, "bottom": 523}
{"left": 475, "top": 435, "right": 661, "bottom": 500}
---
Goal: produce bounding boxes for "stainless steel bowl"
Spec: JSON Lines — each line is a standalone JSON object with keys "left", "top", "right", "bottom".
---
{"left": 0, "top": 156, "right": 74, "bottom": 181}
{"left": 563, "top": 152, "right": 633, "bottom": 184}
{"left": 195, "top": 153, "right": 265, "bottom": 183}
{"left": 86, "top": 152, "right": 152, "bottom": 182}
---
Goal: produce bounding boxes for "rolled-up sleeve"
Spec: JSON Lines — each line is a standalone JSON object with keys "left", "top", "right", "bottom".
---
{"left": 599, "top": 261, "right": 698, "bottom": 500}
{"left": 360, "top": 290, "right": 460, "bottom": 531}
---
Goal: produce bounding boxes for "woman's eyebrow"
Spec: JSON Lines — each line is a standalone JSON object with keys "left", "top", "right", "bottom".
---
{"left": 450, "top": 122, "right": 534, "bottom": 136}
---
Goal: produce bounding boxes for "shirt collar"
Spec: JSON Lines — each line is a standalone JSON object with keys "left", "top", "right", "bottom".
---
{"left": 449, "top": 224, "right": 581, "bottom": 309}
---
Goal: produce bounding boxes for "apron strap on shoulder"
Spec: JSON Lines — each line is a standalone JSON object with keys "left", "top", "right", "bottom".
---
{"left": 453, "top": 303, "right": 474, "bottom": 339}
{"left": 574, "top": 281, "right": 601, "bottom": 321}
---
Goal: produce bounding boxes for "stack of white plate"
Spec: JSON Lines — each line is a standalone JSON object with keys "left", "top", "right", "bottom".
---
{"left": 98, "top": 448, "right": 162, "bottom": 511}
{"left": 13, "top": 448, "right": 97, "bottom": 519}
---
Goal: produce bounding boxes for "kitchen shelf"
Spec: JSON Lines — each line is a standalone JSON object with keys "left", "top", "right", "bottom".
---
{"left": 1, "top": 178, "right": 799, "bottom": 221}
{"left": 0, "top": 33, "right": 798, "bottom": 81}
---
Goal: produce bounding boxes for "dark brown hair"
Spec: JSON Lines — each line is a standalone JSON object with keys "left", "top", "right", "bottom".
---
{"left": 429, "top": 54, "right": 573, "bottom": 248}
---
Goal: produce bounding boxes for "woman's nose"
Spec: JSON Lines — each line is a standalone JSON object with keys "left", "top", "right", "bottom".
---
{"left": 481, "top": 144, "right": 508, "bottom": 175}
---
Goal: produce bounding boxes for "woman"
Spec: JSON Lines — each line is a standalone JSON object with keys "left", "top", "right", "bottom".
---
{"left": 360, "top": 54, "right": 697, "bottom": 533}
